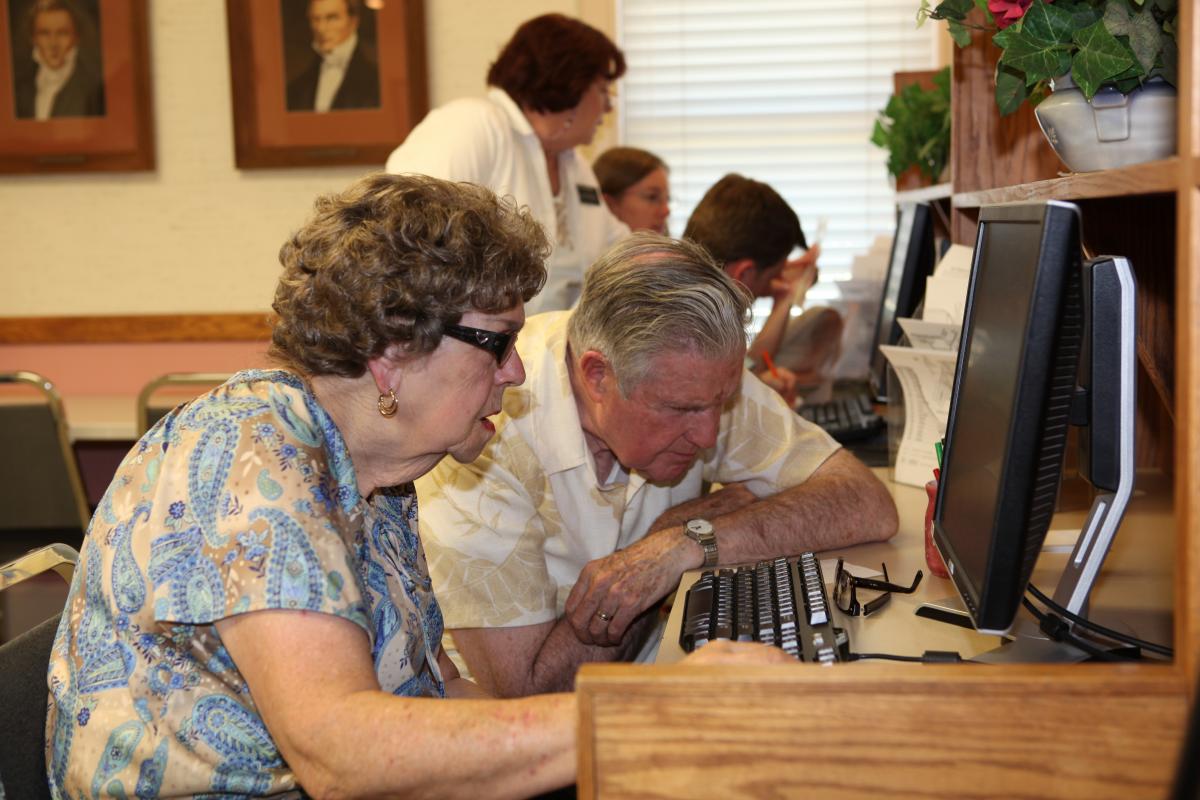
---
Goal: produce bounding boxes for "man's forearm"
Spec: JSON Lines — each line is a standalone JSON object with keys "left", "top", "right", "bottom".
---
{"left": 528, "top": 609, "right": 659, "bottom": 694}
{"left": 647, "top": 482, "right": 759, "bottom": 533}
{"left": 709, "top": 451, "right": 897, "bottom": 564}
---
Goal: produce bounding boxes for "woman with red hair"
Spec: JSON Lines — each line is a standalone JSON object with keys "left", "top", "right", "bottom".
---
{"left": 386, "top": 14, "right": 630, "bottom": 315}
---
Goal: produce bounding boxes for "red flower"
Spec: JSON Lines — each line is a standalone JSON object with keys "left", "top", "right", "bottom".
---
{"left": 988, "top": 0, "right": 1050, "bottom": 29}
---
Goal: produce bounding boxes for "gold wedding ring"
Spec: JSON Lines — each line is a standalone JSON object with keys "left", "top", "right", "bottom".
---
{"left": 596, "top": 611, "right": 613, "bottom": 622}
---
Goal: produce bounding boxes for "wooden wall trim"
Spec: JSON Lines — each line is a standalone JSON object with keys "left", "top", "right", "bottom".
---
{"left": 0, "top": 313, "right": 274, "bottom": 344}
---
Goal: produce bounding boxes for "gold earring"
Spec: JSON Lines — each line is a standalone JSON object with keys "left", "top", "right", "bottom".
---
{"left": 377, "top": 389, "right": 398, "bottom": 418}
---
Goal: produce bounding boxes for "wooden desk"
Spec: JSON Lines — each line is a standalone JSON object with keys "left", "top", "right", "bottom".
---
{"left": 0, "top": 393, "right": 136, "bottom": 442}
{"left": 655, "top": 471, "right": 1174, "bottom": 665}
{"left": 61, "top": 395, "right": 138, "bottom": 442}
{"left": 576, "top": 470, "right": 1184, "bottom": 799}
{"left": 656, "top": 474, "right": 1000, "bottom": 664}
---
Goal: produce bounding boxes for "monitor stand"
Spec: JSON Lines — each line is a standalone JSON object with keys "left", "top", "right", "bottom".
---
{"left": 914, "top": 595, "right": 1092, "bottom": 661}
{"left": 971, "top": 622, "right": 1091, "bottom": 663}
{"left": 918, "top": 487, "right": 1136, "bottom": 664}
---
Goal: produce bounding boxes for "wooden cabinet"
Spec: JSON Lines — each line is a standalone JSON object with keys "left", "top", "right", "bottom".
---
{"left": 575, "top": 6, "right": 1196, "bottom": 797}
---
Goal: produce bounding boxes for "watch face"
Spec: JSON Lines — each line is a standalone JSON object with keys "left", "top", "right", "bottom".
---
{"left": 686, "top": 519, "right": 713, "bottom": 536}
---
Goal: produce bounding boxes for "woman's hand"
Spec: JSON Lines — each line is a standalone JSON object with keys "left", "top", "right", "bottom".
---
{"left": 681, "top": 640, "right": 797, "bottom": 666}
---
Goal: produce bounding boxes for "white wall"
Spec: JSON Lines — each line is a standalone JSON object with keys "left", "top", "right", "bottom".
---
{"left": 0, "top": 0, "right": 609, "bottom": 317}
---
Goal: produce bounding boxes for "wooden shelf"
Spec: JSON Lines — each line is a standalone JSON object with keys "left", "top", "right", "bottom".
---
{"left": 953, "top": 158, "right": 1180, "bottom": 208}
{"left": 895, "top": 182, "right": 953, "bottom": 204}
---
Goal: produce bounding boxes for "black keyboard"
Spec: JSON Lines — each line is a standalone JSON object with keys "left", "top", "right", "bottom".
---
{"left": 798, "top": 391, "right": 884, "bottom": 443}
{"left": 679, "top": 553, "right": 845, "bottom": 664}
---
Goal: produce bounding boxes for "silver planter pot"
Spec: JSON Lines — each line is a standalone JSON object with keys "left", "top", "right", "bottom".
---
{"left": 1033, "top": 74, "right": 1177, "bottom": 173}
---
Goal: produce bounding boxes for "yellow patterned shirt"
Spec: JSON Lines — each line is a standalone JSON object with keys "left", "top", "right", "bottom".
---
{"left": 416, "top": 311, "right": 840, "bottom": 631}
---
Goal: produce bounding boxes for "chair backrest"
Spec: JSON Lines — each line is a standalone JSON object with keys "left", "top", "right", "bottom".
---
{"left": 0, "top": 372, "right": 90, "bottom": 534}
{"left": 0, "top": 544, "right": 79, "bottom": 800}
{"left": 136, "top": 372, "right": 231, "bottom": 435}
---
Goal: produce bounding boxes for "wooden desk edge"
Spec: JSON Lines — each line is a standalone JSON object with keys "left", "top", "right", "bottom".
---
{"left": 576, "top": 659, "right": 1185, "bottom": 693}
{"left": 576, "top": 662, "right": 1190, "bottom": 799}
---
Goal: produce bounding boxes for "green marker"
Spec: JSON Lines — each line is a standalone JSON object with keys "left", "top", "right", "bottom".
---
{"left": 935, "top": 440, "right": 944, "bottom": 467}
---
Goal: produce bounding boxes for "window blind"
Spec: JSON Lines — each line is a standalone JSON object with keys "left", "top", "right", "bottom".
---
{"left": 616, "top": 0, "right": 938, "bottom": 298}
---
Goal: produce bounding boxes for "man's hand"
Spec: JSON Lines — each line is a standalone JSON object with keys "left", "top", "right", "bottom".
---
{"left": 756, "top": 364, "right": 799, "bottom": 406}
{"left": 564, "top": 529, "right": 697, "bottom": 646}
{"left": 769, "top": 243, "right": 821, "bottom": 305}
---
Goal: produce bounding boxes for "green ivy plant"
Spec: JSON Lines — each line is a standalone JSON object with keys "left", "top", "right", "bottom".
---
{"left": 918, "top": 0, "right": 1178, "bottom": 116}
{"left": 871, "top": 66, "right": 951, "bottom": 182}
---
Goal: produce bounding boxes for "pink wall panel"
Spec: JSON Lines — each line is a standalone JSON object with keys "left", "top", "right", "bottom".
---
{"left": 0, "top": 342, "right": 272, "bottom": 397}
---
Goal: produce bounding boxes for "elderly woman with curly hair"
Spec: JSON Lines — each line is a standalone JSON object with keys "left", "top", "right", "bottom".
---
{"left": 42, "top": 173, "right": 559, "bottom": 798}
{"left": 44, "top": 173, "right": 780, "bottom": 799}
{"left": 385, "top": 13, "right": 630, "bottom": 315}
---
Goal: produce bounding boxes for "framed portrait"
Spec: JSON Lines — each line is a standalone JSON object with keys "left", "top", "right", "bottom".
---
{"left": 0, "top": 0, "right": 153, "bottom": 173}
{"left": 226, "top": 0, "right": 427, "bottom": 169}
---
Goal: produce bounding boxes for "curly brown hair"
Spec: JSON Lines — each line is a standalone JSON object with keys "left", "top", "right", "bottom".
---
{"left": 487, "top": 14, "right": 625, "bottom": 113}
{"left": 270, "top": 173, "right": 548, "bottom": 378}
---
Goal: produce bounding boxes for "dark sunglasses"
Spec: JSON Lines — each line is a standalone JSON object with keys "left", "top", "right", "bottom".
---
{"left": 442, "top": 323, "right": 517, "bottom": 366}
{"left": 833, "top": 558, "right": 923, "bottom": 617}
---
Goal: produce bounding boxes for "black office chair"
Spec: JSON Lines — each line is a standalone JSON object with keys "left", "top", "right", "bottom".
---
{"left": 0, "top": 372, "right": 90, "bottom": 564}
{"left": 0, "top": 543, "right": 78, "bottom": 800}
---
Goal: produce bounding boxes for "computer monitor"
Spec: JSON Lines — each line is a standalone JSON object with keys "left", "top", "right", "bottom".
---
{"left": 869, "top": 201, "right": 936, "bottom": 401}
{"left": 932, "top": 202, "right": 1138, "bottom": 645}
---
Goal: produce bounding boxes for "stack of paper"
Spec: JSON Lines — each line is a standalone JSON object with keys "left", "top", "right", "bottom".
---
{"left": 920, "top": 243, "right": 973, "bottom": 324}
{"left": 881, "top": 244, "right": 973, "bottom": 487}
{"left": 850, "top": 234, "right": 895, "bottom": 282}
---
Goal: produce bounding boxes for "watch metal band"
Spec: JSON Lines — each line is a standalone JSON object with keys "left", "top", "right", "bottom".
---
{"left": 685, "top": 519, "right": 718, "bottom": 568}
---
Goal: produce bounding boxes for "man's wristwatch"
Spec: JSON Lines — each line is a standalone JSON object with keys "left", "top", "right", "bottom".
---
{"left": 684, "top": 518, "right": 718, "bottom": 568}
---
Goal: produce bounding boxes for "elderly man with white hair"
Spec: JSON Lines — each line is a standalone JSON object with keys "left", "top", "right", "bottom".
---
{"left": 417, "top": 232, "right": 898, "bottom": 697}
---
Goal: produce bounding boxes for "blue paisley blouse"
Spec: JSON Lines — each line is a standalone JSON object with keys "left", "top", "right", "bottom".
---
{"left": 46, "top": 370, "right": 445, "bottom": 798}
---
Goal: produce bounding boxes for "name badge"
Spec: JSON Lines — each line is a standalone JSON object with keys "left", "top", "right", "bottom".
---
{"left": 577, "top": 185, "right": 600, "bottom": 205}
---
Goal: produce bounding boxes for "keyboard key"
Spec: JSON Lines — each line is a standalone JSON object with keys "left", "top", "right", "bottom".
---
{"left": 681, "top": 572, "right": 715, "bottom": 650}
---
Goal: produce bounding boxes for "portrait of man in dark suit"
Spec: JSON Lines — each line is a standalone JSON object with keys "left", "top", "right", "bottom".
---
{"left": 283, "top": 0, "right": 380, "bottom": 113}
{"left": 9, "top": 0, "right": 105, "bottom": 120}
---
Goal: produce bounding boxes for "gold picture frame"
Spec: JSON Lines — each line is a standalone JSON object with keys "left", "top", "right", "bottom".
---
{"left": 0, "top": 0, "right": 154, "bottom": 174}
{"left": 226, "top": 0, "right": 427, "bottom": 169}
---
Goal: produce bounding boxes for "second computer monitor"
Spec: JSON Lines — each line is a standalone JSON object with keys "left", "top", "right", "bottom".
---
{"left": 933, "top": 200, "right": 1083, "bottom": 635}
{"left": 869, "top": 201, "right": 936, "bottom": 401}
